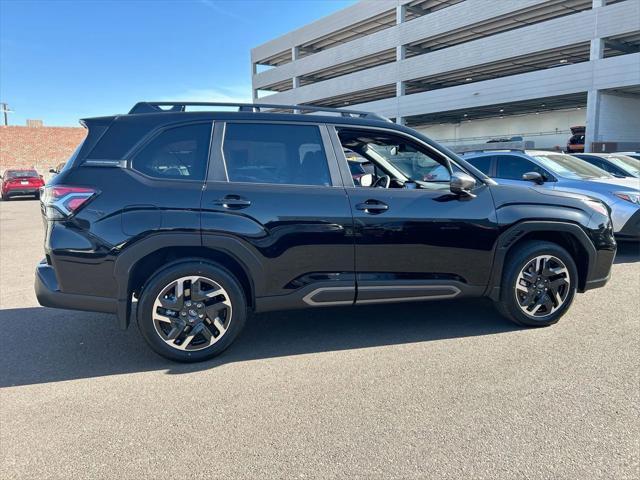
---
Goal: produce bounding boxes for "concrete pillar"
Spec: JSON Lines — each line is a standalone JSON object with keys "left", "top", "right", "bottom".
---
{"left": 584, "top": 90, "right": 601, "bottom": 152}
{"left": 585, "top": 1, "right": 605, "bottom": 152}
{"left": 396, "top": 4, "right": 405, "bottom": 24}
{"left": 291, "top": 46, "right": 301, "bottom": 92}
{"left": 394, "top": 7, "right": 406, "bottom": 125}
{"left": 590, "top": 38, "right": 604, "bottom": 60}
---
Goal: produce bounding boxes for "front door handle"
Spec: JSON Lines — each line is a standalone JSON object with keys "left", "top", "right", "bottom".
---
{"left": 213, "top": 195, "right": 251, "bottom": 209}
{"left": 356, "top": 200, "right": 389, "bottom": 214}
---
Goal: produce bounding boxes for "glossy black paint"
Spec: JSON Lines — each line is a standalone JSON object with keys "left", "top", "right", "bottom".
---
{"left": 36, "top": 110, "right": 617, "bottom": 328}
{"left": 347, "top": 183, "right": 498, "bottom": 287}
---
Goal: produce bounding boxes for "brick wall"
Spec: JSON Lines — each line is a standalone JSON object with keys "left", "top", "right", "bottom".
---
{"left": 0, "top": 125, "right": 87, "bottom": 176}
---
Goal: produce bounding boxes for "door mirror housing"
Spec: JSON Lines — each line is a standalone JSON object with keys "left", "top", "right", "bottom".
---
{"left": 450, "top": 172, "right": 476, "bottom": 198}
{"left": 359, "top": 173, "right": 374, "bottom": 187}
{"left": 522, "top": 171, "right": 544, "bottom": 184}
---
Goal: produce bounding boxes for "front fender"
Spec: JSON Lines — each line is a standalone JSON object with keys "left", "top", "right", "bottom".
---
{"left": 486, "top": 220, "right": 597, "bottom": 301}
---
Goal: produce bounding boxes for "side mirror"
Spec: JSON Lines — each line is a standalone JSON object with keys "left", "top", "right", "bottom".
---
{"left": 450, "top": 172, "right": 476, "bottom": 198}
{"left": 359, "top": 173, "right": 374, "bottom": 187}
{"left": 522, "top": 171, "right": 544, "bottom": 184}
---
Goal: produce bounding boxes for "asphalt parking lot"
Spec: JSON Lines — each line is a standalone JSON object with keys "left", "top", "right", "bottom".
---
{"left": 1, "top": 198, "right": 638, "bottom": 479}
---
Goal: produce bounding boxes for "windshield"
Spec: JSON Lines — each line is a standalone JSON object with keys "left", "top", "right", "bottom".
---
{"left": 533, "top": 153, "right": 613, "bottom": 180}
{"left": 605, "top": 155, "right": 640, "bottom": 175}
{"left": 5, "top": 170, "right": 38, "bottom": 179}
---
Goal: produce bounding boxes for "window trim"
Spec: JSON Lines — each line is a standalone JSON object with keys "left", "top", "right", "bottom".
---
{"left": 214, "top": 120, "right": 342, "bottom": 188}
{"left": 126, "top": 120, "right": 214, "bottom": 183}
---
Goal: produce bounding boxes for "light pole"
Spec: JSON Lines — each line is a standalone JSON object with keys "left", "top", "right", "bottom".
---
{"left": 0, "top": 103, "right": 12, "bottom": 126}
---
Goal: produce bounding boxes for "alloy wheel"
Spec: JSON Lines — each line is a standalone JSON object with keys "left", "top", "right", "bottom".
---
{"left": 152, "top": 275, "right": 232, "bottom": 351}
{"left": 514, "top": 255, "right": 570, "bottom": 318}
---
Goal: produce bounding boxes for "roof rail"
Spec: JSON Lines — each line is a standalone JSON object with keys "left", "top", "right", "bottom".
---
{"left": 128, "top": 101, "right": 391, "bottom": 122}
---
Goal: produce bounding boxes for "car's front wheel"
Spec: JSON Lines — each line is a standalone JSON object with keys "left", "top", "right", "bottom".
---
{"left": 495, "top": 241, "right": 578, "bottom": 327}
{"left": 137, "top": 261, "right": 247, "bottom": 362}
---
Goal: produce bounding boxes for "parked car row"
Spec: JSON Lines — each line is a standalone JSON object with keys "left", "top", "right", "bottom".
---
{"left": 461, "top": 150, "right": 640, "bottom": 240}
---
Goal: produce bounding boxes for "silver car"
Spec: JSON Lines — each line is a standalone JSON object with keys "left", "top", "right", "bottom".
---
{"left": 461, "top": 150, "right": 640, "bottom": 240}
{"left": 572, "top": 153, "right": 640, "bottom": 178}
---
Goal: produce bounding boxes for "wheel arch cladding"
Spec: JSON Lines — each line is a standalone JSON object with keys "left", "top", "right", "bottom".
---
{"left": 487, "top": 221, "right": 596, "bottom": 300}
{"left": 114, "top": 234, "right": 263, "bottom": 328}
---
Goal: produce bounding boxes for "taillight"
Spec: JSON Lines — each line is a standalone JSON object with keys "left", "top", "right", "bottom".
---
{"left": 41, "top": 185, "right": 98, "bottom": 219}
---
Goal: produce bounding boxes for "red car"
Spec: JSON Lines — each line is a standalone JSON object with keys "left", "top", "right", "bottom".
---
{"left": 1, "top": 169, "right": 45, "bottom": 200}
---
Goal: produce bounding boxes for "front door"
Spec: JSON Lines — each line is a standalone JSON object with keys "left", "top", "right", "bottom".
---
{"left": 200, "top": 121, "right": 355, "bottom": 308}
{"left": 331, "top": 126, "right": 499, "bottom": 304}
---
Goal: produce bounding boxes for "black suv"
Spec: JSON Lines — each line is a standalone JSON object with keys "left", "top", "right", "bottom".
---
{"left": 36, "top": 102, "right": 616, "bottom": 362}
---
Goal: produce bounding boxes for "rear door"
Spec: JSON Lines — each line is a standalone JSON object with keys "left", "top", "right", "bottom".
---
{"left": 200, "top": 121, "right": 355, "bottom": 306}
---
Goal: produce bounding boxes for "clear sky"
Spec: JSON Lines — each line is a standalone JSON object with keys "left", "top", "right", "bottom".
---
{"left": 0, "top": 0, "right": 355, "bottom": 126}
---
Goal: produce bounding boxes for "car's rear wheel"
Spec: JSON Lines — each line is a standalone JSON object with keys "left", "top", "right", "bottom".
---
{"left": 495, "top": 241, "right": 577, "bottom": 327}
{"left": 137, "top": 261, "right": 247, "bottom": 362}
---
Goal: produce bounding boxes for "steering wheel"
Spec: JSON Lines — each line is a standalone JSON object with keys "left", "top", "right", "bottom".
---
{"left": 372, "top": 175, "right": 391, "bottom": 188}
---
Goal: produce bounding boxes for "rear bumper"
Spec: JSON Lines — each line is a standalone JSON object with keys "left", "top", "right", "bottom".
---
{"left": 4, "top": 188, "right": 39, "bottom": 197}
{"left": 35, "top": 260, "right": 118, "bottom": 314}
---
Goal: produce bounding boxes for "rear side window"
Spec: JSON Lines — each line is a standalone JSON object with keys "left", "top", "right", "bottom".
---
{"left": 466, "top": 156, "right": 492, "bottom": 175}
{"left": 223, "top": 123, "right": 331, "bottom": 186}
{"left": 496, "top": 155, "right": 544, "bottom": 180}
{"left": 131, "top": 123, "right": 211, "bottom": 180}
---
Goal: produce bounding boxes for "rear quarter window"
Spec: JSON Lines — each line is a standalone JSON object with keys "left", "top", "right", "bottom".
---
{"left": 131, "top": 123, "right": 212, "bottom": 180}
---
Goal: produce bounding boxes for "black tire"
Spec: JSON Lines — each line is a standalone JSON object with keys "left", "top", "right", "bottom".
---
{"left": 137, "top": 261, "right": 247, "bottom": 362}
{"left": 494, "top": 241, "right": 578, "bottom": 327}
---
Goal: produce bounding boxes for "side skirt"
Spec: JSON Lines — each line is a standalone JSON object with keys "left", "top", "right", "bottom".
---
{"left": 254, "top": 280, "right": 484, "bottom": 313}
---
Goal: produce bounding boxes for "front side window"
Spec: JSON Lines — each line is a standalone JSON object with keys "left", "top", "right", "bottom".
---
{"left": 496, "top": 155, "right": 546, "bottom": 181}
{"left": 337, "top": 128, "right": 453, "bottom": 190}
{"left": 368, "top": 143, "right": 451, "bottom": 182}
{"left": 223, "top": 123, "right": 331, "bottom": 186}
{"left": 131, "top": 123, "right": 211, "bottom": 180}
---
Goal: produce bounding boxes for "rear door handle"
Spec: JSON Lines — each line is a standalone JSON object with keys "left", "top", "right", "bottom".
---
{"left": 356, "top": 200, "right": 389, "bottom": 214}
{"left": 214, "top": 195, "right": 251, "bottom": 209}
